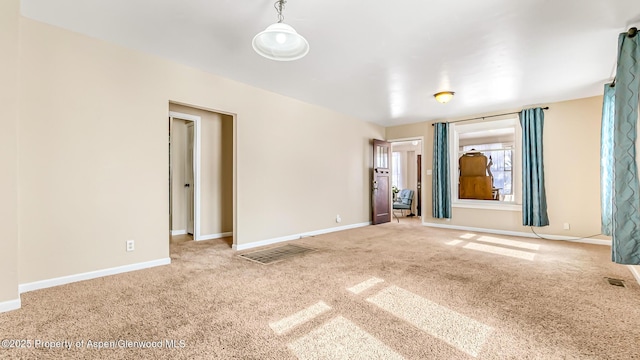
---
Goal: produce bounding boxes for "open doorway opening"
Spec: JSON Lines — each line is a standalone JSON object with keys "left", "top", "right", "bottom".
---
{"left": 390, "top": 138, "right": 423, "bottom": 223}
{"left": 169, "top": 115, "right": 197, "bottom": 245}
{"left": 169, "top": 103, "right": 234, "bottom": 248}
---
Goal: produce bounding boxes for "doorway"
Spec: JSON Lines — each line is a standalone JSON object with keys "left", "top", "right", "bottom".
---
{"left": 169, "top": 112, "right": 200, "bottom": 240}
{"left": 390, "top": 138, "right": 424, "bottom": 222}
{"left": 168, "top": 103, "right": 235, "bottom": 247}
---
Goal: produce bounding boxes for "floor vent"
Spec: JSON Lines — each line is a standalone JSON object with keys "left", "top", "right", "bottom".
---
{"left": 239, "top": 244, "right": 315, "bottom": 265}
{"left": 605, "top": 277, "right": 626, "bottom": 287}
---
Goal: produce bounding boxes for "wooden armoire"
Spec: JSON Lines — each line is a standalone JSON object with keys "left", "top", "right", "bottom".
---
{"left": 458, "top": 152, "right": 493, "bottom": 200}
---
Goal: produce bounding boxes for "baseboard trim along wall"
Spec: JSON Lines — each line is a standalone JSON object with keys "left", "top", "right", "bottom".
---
{"left": 198, "top": 232, "right": 233, "bottom": 241}
{"left": 0, "top": 298, "right": 21, "bottom": 313}
{"left": 19, "top": 258, "right": 171, "bottom": 294}
{"left": 628, "top": 265, "right": 640, "bottom": 286}
{"left": 171, "top": 229, "right": 187, "bottom": 236}
{"left": 233, "top": 222, "right": 371, "bottom": 251}
{"left": 422, "top": 222, "right": 611, "bottom": 246}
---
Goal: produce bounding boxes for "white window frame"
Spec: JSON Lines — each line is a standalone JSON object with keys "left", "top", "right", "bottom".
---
{"left": 391, "top": 151, "right": 402, "bottom": 189}
{"left": 449, "top": 118, "right": 522, "bottom": 211}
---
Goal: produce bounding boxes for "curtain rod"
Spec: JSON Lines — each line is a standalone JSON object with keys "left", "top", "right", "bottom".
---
{"left": 431, "top": 106, "right": 549, "bottom": 126}
{"left": 609, "top": 27, "right": 637, "bottom": 87}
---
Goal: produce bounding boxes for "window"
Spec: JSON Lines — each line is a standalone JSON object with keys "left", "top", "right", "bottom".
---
{"left": 450, "top": 118, "right": 521, "bottom": 209}
{"left": 391, "top": 152, "right": 402, "bottom": 188}
{"left": 461, "top": 143, "right": 513, "bottom": 199}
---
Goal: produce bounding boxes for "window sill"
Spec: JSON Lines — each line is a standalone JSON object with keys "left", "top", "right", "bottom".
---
{"left": 452, "top": 200, "right": 521, "bottom": 211}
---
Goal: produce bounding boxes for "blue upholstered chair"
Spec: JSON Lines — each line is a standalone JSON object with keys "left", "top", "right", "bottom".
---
{"left": 392, "top": 189, "right": 414, "bottom": 222}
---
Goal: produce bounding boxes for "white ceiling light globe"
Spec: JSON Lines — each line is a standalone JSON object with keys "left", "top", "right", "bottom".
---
{"left": 252, "top": 22, "right": 309, "bottom": 61}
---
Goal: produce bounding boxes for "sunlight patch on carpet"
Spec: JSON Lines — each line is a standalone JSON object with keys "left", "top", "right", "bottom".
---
{"left": 270, "top": 301, "right": 332, "bottom": 335}
{"left": 476, "top": 236, "right": 541, "bottom": 251}
{"left": 238, "top": 244, "right": 315, "bottom": 264}
{"left": 446, "top": 239, "right": 464, "bottom": 246}
{"left": 464, "top": 242, "right": 536, "bottom": 261}
{"left": 347, "top": 277, "right": 385, "bottom": 294}
{"left": 288, "top": 316, "right": 404, "bottom": 360}
{"left": 367, "top": 286, "right": 492, "bottom": 358}
{"left": 459, "top": 233, "right": 476, "bottom": 240}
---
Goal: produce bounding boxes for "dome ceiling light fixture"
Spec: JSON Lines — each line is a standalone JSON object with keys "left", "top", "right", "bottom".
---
{"left": 252, "top": 0, "right": 309, "bottom": 61}
{"left": 434, "top": 91, "right": 455, "bottom": 104}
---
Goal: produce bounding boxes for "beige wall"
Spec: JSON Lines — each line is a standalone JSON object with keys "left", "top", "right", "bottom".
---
{"left": 169, "top": 104, "right": 233, "bottom": 235}
{"left": 0, "top": 0, "right": 20, "bottom": 302}
{"left": 386, "top": 96, "right": 608, "bottom": 239}
{"left": 171, "top": 119, "right": 188, "bottom": 232}
{"left": 17, "top": 18, "right": 384, "bottom": 284}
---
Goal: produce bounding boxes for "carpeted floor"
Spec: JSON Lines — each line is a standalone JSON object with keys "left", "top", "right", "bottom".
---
{"left": 1, "top": 220, "right": 638, "bottom": 359}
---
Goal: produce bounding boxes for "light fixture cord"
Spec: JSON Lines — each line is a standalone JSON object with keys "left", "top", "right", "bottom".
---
{"left": 274, "top": 0, "right": 286, "bottom": 23}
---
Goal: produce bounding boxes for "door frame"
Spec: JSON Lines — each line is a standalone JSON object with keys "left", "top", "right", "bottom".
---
{"left": 388, "top": 136, "right": 425, "bottom": 223}
{"left": 169, "top": 111, "right": 202, "bottom": 241}
{"left": 185, "top": 121, "right": 195, "bottom": 235}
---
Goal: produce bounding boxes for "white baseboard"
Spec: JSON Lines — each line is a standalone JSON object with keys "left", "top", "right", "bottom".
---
{"left": 171, "top": 229, "right": 187, "bottom": 236}
{"left": 422, "top": 222, "right": 611, "bottom": 246}
{"left": 197, "top": 232, "right": 233, "bottom": 241}
{"left": 0, "top": 298, "right": 21, "bottom": 313}
{"left": 233, "top": 222, "right": 371, "bottom": 251}
{"left": 628, "top": 265, "right": 640, "bottom": 286}
{"left": 19, "top": 258, "right": 171, "bottom": 294}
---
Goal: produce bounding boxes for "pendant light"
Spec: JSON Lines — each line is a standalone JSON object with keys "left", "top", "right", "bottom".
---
{"left": 252, "top": 0, "right": 309, "bottom": 61}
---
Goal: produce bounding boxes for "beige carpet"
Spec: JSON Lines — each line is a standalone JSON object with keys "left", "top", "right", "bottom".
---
{"left": 1, "top": 220, "right": 639, "bottom": 359}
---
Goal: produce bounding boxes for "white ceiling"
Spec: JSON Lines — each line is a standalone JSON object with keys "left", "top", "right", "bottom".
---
{"left": 20, "top": 0, "right": 640, "bottom": 127}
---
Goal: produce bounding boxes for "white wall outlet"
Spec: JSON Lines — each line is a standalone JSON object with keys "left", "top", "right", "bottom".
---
{"left": 336, "top": 214, "right": 342, "bottom": 223}
{"left": 126, "top": 240, "right": 135, "bottom": 252}
{"left": 563, "top": 223, "right": 570, "bottom": 230}
{"left": 426, "top": 169, "right": 433, "bottom": 175}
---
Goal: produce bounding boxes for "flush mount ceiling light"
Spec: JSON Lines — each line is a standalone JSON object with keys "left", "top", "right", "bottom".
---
{"left": 252, "top": 0, "right": 309, "bottom": 61}
{"left": 434, "top": 91, "right": 455, "bottom": 104}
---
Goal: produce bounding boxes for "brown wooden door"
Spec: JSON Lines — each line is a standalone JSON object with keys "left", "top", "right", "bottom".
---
{"left": 372, "top": 139, "right": 391, "bottom": 224}
{"left": 417, "top": 154, "right": 422, "bottom": 217}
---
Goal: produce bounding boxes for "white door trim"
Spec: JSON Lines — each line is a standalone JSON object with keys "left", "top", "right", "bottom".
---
{"left": 387, "top": 136, "right": 425, "bottom": 223}
{"left": 185, "top": 122, "right": 195, "bottom": 235}
{"left": 169, "top": 111, "right": 202, "bottom": 241}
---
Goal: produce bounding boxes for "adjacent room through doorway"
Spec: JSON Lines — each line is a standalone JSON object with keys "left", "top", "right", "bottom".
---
{"left": 168, "top": 103, "right": 234, "bottom": 248}
{"left": 390, "top": 139, "right": 423, "bottom": 222}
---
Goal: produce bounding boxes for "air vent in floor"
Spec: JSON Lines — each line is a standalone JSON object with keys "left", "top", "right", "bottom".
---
{"left": 605, "top": 277, "right": 626, "bottom": 287}
{"left": 239, "top": 244, "right": 315, "bottom": 265}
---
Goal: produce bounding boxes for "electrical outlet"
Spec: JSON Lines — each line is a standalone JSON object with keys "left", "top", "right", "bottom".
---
{"left": 563, "top": 223, "right": 570, "bottom": 230}
{"left": 126, "top": 240, "right": 135, "bottom": 252}
{"left": 336, "top": 214, "right": 342, "bottom": 223}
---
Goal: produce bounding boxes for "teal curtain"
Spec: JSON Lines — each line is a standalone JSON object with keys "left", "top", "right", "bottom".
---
{"left": 520, "top": 108, "right": 549, "bottom": 227}
{"left": 432, "top": 122, "right": 451, "bottom": 219}
{"left": 611, "top": 31, "right": 640, "bottom": 265}
{"left": 601, "top": 84, "right": 615, "bottom": 236}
